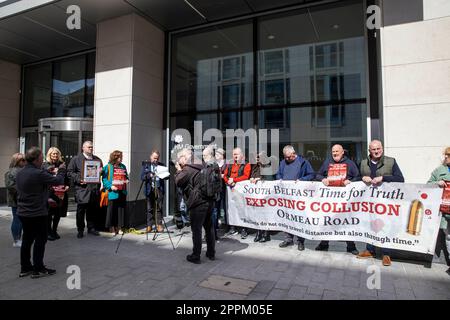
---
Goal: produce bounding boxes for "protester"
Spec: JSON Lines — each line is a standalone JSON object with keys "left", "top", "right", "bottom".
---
{"left": 42, "top": 147, "right": 69, "bottom": 241}
{"left": 251, "top": 152, "right": 273, "bottom": 243}
{"left": 141, "top": 149, "right": 167, "bottom": 233}
{"left": 357, "top": 140, "right": 404, "bottom": 266}
{"left": 315, "top": 144, "right": 360, "bottom": 255}
{"left": 175, "top": 148, "right": 215, "bottom": 264}
{"left": 203, "top": 146, "right": 220, "bottom": 240}
{"left": 277, "top": 145, "right": 315, "bottom": 251}
{"left": 4, "top": 153, "right": 25, "bottom": 247}
{"left": 67, "top": 141, "right": 103, "bottom": 238}
{"left": 427, "top": 147, "right": 450, "bottom": 276}
{"left": 102, "top": 150, "right": 129, "bottom": 235}
{"left": 16, "top": 147, "right": 65, "bottom": 278}
{"left": 223, "top": 147, "right": 251, "bottom": 239}
{"left": 212, "top": 148, "right": 227, "bottom": 239}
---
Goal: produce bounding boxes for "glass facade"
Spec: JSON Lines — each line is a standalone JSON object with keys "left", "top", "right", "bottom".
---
{"left": 22, "top": 51, "right": 95, "bottom": 127}
{"left": 170, "top": 0, "right": 368, "bottom": 169}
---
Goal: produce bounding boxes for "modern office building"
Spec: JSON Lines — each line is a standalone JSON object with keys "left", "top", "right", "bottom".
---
{"left": 0, "top": 0, "right": 449, "bottom": 223}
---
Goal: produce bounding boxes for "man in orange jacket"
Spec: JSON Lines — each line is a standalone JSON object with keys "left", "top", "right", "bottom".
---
{"left": 223, "top": 147, "right": 251, "bottom": 239}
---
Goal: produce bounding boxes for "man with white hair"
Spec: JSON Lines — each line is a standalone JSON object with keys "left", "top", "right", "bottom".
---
{"left": 357, "top": 140, "right": 404, "bottom": 266}
{"left": 277, "top": 145, "right": 315, "bottom": 251}
{"left": 223, "top": 147, "right": 252, "bottom": 238}
{"left": 67, "top": 141, "right": 103, "bottom": 239}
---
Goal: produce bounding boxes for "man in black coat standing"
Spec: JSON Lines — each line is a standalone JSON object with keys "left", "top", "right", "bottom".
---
{"left": 16, "top": 147, "right": 66, "bottom": 278}
{"left": 175, "top": 148, "right": 215, "bottom": 264}
{"left": 67, "top": 141, "right": 103, "bottom": 238}
{"left": 315, "top": 144, "right": 360, "bottom": 255}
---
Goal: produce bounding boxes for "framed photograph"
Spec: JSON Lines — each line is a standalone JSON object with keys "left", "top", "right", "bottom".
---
{"left": 81, "top": 160, "right": 102, "bottom": 184}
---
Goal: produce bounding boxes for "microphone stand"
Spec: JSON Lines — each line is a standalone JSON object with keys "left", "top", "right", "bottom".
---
{"left": 151, "top": 165, "right": 175, "bottom": 250}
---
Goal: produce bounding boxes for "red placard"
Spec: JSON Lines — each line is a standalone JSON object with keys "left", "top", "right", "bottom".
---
{"left": 52, "top": 185, "right": 66, "bottom": 200}
{"left": 113, "top": 167, "right": 127, "bottom": 191}
{"left": 440, "top": 180, "right": 450, "bottom": 214}
{"left": 327, "top": 163, "right": 347, "bottom": 187}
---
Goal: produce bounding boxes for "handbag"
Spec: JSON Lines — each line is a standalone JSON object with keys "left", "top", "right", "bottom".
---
{"left": 99, "top": 164, "right": 112, "bottom": 207}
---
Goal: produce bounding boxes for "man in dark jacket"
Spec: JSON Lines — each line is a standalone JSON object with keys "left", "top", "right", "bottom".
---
{"left": 357, "top": 140, "right": 404, "bottom": 266}
{"left": 315, "top": 144, "right": 360, "bottom": 255}
{"left": 277, "top": 145, "right": 315, "bottom": 251}
{"left": 16, "top": 147, "right": 65, "bottom": 278}
{"left": 140, "top": 149, "right": 167, "bottom": 233}
{"left": 67, "top": 141, "right": 103, "bottom": 238}
{"left": 175, "top": 148, "right": 215, "bottom": 264}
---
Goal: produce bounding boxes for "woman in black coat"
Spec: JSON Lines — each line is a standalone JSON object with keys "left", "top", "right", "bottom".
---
{"left": 42, "top": 147, "right": 69, "bottom": 241}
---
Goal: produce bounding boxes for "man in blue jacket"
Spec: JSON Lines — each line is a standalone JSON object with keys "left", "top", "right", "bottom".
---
{"left": 277, "top": 145, "right": 315, "bottom": 251}
{"left": 315, "top": 144, "right": 360, "bottom": 255}
{"left": 141, "top": 150, "right": 167, "bottom": 233}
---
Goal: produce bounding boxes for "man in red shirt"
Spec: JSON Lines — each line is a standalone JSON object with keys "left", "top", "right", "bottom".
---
{"left": 223, "top": 147, "right": 251, "bottom": 238}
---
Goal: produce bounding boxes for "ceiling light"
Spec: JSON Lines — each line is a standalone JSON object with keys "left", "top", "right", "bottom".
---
{"left": 212, "top": 44, "right": 219, "bottom": 49}
{"left": 332, "top": 24, "right": 340, "bottom": 29}
{"left": 267, "top": 35, "right": 275, "bottom": 40}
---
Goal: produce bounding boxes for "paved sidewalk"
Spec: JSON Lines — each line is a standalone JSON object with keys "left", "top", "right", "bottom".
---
{"left": 1, "top": 206, "right": 449, "bottom": 300}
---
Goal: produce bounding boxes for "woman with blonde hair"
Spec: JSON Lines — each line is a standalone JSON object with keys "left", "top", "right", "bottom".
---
{"left": 4, "top": 153, "right": 26, "bottom": 247}
{"left": 428, "top": 146, "right": 450, "bottom": 276}
{"left": 42, "top": 147, "right": 69, "bottom": 240}
{"left": 102, "top": 150, "right": 129, "bottom": 235}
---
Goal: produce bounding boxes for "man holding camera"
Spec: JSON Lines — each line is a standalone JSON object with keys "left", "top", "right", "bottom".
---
{"left": 16, "top": 147, "right": 66, "bottom": 278}
{"left": 140, "top": 150, "right": 166, "bottom": 233}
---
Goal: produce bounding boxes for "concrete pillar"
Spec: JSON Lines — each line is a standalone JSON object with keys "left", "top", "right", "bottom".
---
{"left": 380, "top": 0, "right": 450, "bottom": 183}
{"left": 94, "top": 14, "right": 165, "bottom": 224}
{"left": 0, "top": 60, "right": 21, "bottom": 203}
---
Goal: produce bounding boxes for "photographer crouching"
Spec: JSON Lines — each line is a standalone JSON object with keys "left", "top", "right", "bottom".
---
{"left": 16, "top": 147, "right": 66, "bottom": 278}
{"left": 175, "top": 148, "right": 216, "bottom": 264}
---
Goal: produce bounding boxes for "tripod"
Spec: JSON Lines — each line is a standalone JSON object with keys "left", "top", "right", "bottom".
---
{"left": 115, "top": 178, "right": 145, "bottom": 254}
{"left": 149, "top": 167, "right": 175, "bottom": 250}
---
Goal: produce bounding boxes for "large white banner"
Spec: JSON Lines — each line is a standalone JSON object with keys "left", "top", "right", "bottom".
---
{"left": 227, "top": 181, "right": 443, "bottom": 254}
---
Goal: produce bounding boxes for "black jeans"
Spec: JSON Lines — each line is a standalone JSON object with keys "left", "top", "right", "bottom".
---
{"left": 190, "top": 202, "right": 215, "bottom": 259}
{"left": 105, "top": 193, "right": 126, "bottom": 229}
{"left": 146, "top": 189, "right": 164, "bottom": 226}
{"left": 319, "top": 240, "right": 357, "bottom": 250}
{"left": 76, "top": 202, "right": 97, "bottom": 232}
{"left": 437, "top": 228, "right": 450, "bottom": 266}
{"left": 48, "top": 207, "right": 61, "bottom": 235}
{"left": 19, "top": 215, "right": 48, "bottom": 272}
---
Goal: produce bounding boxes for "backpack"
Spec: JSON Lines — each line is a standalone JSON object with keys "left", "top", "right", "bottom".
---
{"left": 197, "top": 162, "right": 222, "bottom": 201}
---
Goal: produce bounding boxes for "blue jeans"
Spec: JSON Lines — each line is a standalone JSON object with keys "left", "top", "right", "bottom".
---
{"left": 367, "top": 244, "right": 391, "bottom": 256}
{"left": 11, "top": 207, "right": 22, "bottom": 241}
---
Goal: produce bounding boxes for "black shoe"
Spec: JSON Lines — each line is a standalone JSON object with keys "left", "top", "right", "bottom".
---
{"left": 315, "top": 244, "right": 329, "bottom": 251}
{"left": 88, "top": 229, "right": 100, "bottom": 236}
{"left": 260, "top": 235, "right": 271, "bottom": 242}
{"left": 347, "top": 248, "right": 359, "bottom": 255}
{"left": 186, "top": 254, "right": 201, "bottom": 264}
{"left": 279, "top": 241, "right": 294, "bottom": 248}
{"left": 31, "top": 267, "right": 56, "bottom": 279}
{"left": 54, "top": 232, "right": 60, "bottom": 240}
{"left": 19, "top": 269, "right": 33, "bottom": 278}
{"left": 206, "top": 253, "right": 215, "bottom": 261}
{"left": 47, "top": 234, "right": 56, "bottom": 241}
{"left": 254, "top": 232, "right": 263, "bottom": 242}
{"left": 446, "top": 268, "right": 450, "bottom": 276}
{"left": 77, "top": 231, "right": 84, "bottom": 239}
{"left": 240, "top": 229, "right": 248, "bottom": 239}
{"left": 298, "top": 242, "right": 305, "bottom": 251}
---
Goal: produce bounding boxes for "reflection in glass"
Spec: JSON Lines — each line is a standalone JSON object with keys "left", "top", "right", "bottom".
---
{"left": 23, "top": 63, "right": 52, "bottom": 127}
{"left": 52, "top": 55, "right": 86, "bottom": 117}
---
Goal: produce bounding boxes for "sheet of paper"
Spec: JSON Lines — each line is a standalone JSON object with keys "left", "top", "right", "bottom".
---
{"left": 156, "top": 165, "right": 170, "bottom": 179}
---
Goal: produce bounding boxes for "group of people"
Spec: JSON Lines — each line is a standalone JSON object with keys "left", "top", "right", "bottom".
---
{"left": 4, "top": 139, "right": 449, "bottom": 277}
{"left": 173, "top": 140, "right": 449, "bottom": 275}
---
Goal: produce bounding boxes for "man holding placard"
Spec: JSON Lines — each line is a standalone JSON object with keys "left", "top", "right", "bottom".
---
{"left": 315, "top": 144, "right": 360, "bottom": 254}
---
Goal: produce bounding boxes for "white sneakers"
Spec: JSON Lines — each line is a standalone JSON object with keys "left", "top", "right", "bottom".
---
{"left": 13, "top": 240, "right": 22, "bottom": 248}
